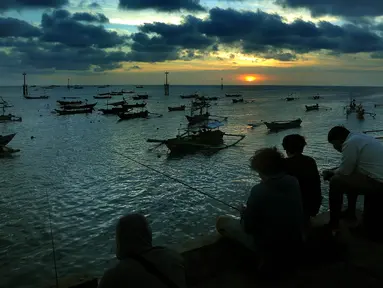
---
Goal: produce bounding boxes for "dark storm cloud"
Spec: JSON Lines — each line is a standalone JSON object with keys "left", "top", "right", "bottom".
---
{"left": 41, "top": 10, "right": 126, "bottom": 48}
{"left": 198, "top": 8, "right": 383, "bottom": 54}
{"left": 72, "top": 12, "right": 109, "bottom": 23}
{"left": 118, "top": 0, "right": 205, "bottom": 12}
{"left": 0, "top": 0, "right": 68, "bottom": 11}
{"left": 0, "top": 17, "right": 41, "bottom": 38}
{"left": 275, "top": 0, "right": 383, "bottom": 18}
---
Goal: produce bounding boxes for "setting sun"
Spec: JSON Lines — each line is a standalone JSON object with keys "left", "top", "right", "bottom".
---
{"left": 245, "top": 75, "right": 256, "bottom": 82}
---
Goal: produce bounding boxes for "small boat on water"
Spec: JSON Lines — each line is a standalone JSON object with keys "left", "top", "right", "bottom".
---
{"left": 99, "top": 107, "right": 128, "bottom": 115}
{"left": 94, "top": 94, "right": 112, "bottom": 99}
{"left": 110, "top": 91, "right": 123, "bottom": 96}
{"left": 225, "top": 93, "right": 242, "bottom": 97}
{"left": 63, "top": 103, "right": 97, "bottom": 110}
{"left": 285, "top": 97, "right": 298, "bottom": 101}
{"left": 136, "top": 85, "right": 144, "bottom": 88}
{"left": 108, "top": 100, "right": 127, "bottom": 106}
{"left": 232, "top": 98, "right": 244, "bottom": 103}
{"left": 305, "top": 104, "right": 319, "bottom": 111}
{"left": 168, "top": 105, "right": 186, "bottom": 112}
{"left": 180, "top": 93, "right": 198, "bottom": 99}
{"left": 58, "top": 100, "right": 82, "bottom": 105}
{"left": 118, "top": 110, "right": 148, "bottom": 120}
{"left": 186, "top": 113, "right": 210, "bottom": 125}
{"left": 55, "top": 108, "right": 93, "bottom": 115}
{"left": 374, "top": 104, "right": 383, "bottom": 108}
{"left": 264, "top": 118, "right": 302, "bottom": 132}
{"left": 0, "top": 133, "right": 16, "bottom": 146}
{"left": 73, "top": 85, "right": 83, "bottom": 89}
{"left": 123, "top": 103, "right": 146, "bottom": 109}
{"left": 133, "top": 94, "right": 148, "bottom": 100}
{"left": 196, "top": 96, "right": 218, "bottom": 101}
{"left": 0, "top": 99, "right": 22, "bottom": 122}
{"left": 312, "top": 95, "right": 322, "bottom": 100}
{"left": 122, "top": 90, "right": 135, "bottom": 94}
{"left": 147, "top": 121, "right": 245, "bottom": 155}
{"left": 24, "top": 95, "right": 49, "bottom": 99}
{"left": 63, "top": 97, "right": 80, "bottom": 99}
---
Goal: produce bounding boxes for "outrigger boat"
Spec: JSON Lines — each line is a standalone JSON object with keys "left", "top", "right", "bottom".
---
{"left": 108, "top": 100, "right": 127, "bottom": 106}
{"left": 136, "top": 85, "right": 144, "bottom": 88}
{"left": 264, "top": 118, "right": 302, "bottom": 132}
{"left": 225, "top": 93, "right": 242, "bottom": 97}
{"left": 123, "top": 103, "right": 146, "bottom": 109}
{"left": 168, "top": 105, "right": 186, "bottom": 112}
{"left": 118, "top": 110, "right": 148, "bottom": 120}
{"left": 196, "top": 96, "right": 218, "bottom": 101}
{"left": 55, "top": 108, "right": 93, "bottom": 115}
{"left": 186, "top": 99, "right": 210, "bottom": 125}
{"left": 24, "top": 94, "right": 49, "bottom": 99}
{"left": 133, "top": 94, "right": 149, "bottom": 100}
{"left": 94, "top": 94, "right": 112, "bottom": 99}
{"left": 305, "top": 104, "right": 319, "bottom": 111}
{"left": 0, "top": 99, "right": 22, "bottom": 122}
{"left": 180, "top": 93, "right": 199, "bottom": 99}
{"left": 0, "top": 133, "right": 20, "bottom": 156}
{"left": 232, "top": 98, "right": 244, "bottom": 103}
{"left": 62, "top": 103, "right": 97, "bottom": 110}
{"left": 99, "top": 106, "right": 128, "bottom": 115}
{"left": 58, "top": 100, "right": 82, "bottom": 105}
{"left": 147, "top": 121, "right": 245, "bottom": 155}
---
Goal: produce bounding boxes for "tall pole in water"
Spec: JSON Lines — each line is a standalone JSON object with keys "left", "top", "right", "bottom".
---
{"left": 22, "top": 72, "right": 28, "bottom": 96}
{"left": 221, "top": 77, "right": 223, "bottom": 90}
{"left": 67, "top": 78, "right": 70, "bottom": 89}
{"left": 164, "top": 71, "right": 170, "bottom": 96}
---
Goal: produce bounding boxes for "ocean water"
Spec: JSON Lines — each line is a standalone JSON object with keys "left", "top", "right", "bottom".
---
{"left": 1, "top": 85, "right": 383, "bottom": 287}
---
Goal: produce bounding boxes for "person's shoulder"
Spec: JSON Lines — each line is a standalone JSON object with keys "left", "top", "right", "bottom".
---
{"left": 148, "top": 247, "right": 184, "bottom": 263}
{"left": 301, "top": 154, "right": 318, "bottom": 165}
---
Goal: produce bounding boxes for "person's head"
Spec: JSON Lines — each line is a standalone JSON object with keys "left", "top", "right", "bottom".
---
{"left": 282, "top": 134, "right": 307, "bottom": 157}
{"left": 115, "top": 213, "right": 152, "bottom": 260}
{"left": 250, "top": 147, "right": 284, "bottom": 180}
{"left": 327, "top": 126, "right": 350, "bottom": 152}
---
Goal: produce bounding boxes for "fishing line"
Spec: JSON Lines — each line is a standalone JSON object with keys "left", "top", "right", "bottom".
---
{"left": 112, "top": 150, "right": 240, "bottom": 212}
{"left": 44, "top": 190, "right": 59, "bottom": 288}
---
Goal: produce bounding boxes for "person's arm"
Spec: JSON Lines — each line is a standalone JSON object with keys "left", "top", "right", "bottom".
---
{"left": 334, "top": 140, "right": 358, "bottom": 175}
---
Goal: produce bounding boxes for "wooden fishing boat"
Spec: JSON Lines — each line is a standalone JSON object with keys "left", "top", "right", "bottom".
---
{"left": 24, "top": 95, "right": 49, "bottom": 99}
{"left": 63, "top": 103, "right": 97, "bottom": 110}
{"left": 94, "top": 94, "right": 112, "bottom": 99}
{"left": 73, "top": 85, "right": 83, "bottom": 89}
{"left": 374, "top": 104, "right": 383, "bottom": 108}
{"left": 312, "top": 95, "right": 321, "bottom": 100}
{"left": 99, "top": 107, "right": 128, "bottom": 115}
{"left": 168, "top": 105, "right": 186, "bottom": 112}
{"left": 0, "top": 101, "right": 22, "bottom": 122}
{"left": 225, "top": 93, "right": 242, "bottom": 97}
{"left": 110, "top": 91, "right": 123, "bottom": 96}
{"left": 232, "top": 98, "right": 244, "bottom": 103}
{"left": 264, "top": 118, "right": 302, "bottom": 131}
{"left": 123, "top": 103, "right": 147, "bottom": 109}
{"left": 180, "top": 93, "right": 198, "bottom": 99}
{"left": 63, "top": 97, "right": 80, "bottom": 99}
{"left": 136, "top": 85, "right": 144, "bottom": 88}
{"left": 196, "top": 96, "right": 218, "bottom": 101}
{"left": 108, "top": 100, "right": 127, "bottom": 106}
{"left": 0, "top": 133, "right": 16, "bottom": 146}
{"left": 0, "top": 146, "right": 20, "bottom": 156}
{"left": 305, "top": 104, "right": 319, "bottom": 111}
{"left": 133, "top": 94, "right": 149, "bottom": 100}
{"left": 147, "top": 121, "right": 245, "bottom": 155}
{"left": 286, "top": 97, "right": 297, "bottom": 101}
{"left": 57, "top": 100, "right": 82, "bottom": 105}
{"left": 118, "top": 110, "right": 148, "bottom": 120}
{"left": 122, "top": 90, "right": 135, "bottom": 94}
{"left": 55, "top": 108, "right": 93, "bottom": 115}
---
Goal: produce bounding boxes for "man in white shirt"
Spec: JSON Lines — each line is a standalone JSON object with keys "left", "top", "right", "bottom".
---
{"left": 323, "top": 126, "right": 383, "bottom": 231}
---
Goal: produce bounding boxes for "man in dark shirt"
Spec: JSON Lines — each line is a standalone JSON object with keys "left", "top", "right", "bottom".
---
{"left": 283, "top": 134, "right": 322, "bottom": 222}
{"left": 216, "top": 147, "right": 305, "bottom": 273}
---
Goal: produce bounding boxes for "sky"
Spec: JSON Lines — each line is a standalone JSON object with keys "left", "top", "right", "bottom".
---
{"left": 2, "top": 0, "right": 383, "bottom": 86}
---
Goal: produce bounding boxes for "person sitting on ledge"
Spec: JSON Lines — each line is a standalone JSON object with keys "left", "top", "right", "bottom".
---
{"left": 216, "top": 147, "right": 305, "bottom": 273}
{"left": 283, "top": 134, "right": 322, "bottom": 222}
{"left": 323, "top": 126, "right": 383, "bottom": 233}
{"left": 98, "top": 213, "right": 186, "bottom": 288}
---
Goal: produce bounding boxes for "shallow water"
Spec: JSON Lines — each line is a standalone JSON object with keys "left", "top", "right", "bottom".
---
{"left": 1, "top": 85, "right": 383, "bottom": 287}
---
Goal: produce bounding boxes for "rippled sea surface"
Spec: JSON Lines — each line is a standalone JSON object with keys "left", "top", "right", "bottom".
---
{"left": 1, "top": 85, "right": 383, "bottom": 287}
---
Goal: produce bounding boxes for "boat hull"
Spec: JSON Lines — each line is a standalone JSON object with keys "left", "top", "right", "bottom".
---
{"left": 58, "top": 100, "right": 82, "bottom": 105}
{"left": 94, "top": 96, "right": 112, "bottom": 99}
{"left": 118, "top": 110, "right": 148, "bottom": 120}
{"left": 165, "top": 130, "right": 225, "bottom": 154}
{"left": 63, "top": 103, "right": 97, "bottom": 110}
{"left": 123, "top": 103, "right": 146, "bottom": 109}
{"left": 133, "top": 95, "right": 148, "bottom": 100}
{"left": 99, "top": 107, "right": 128, "bottom": 115}
{"left": 55, "top": 109, "right": 93, "bottom": 115}
{"left": 168, "top": 106, "right": 186, "bottom": 112}
{"left": 305, "top": 105, "right": 319, "bottom": 111}
{"left": 0, "top": 133, "right": 16, "bottom": 146}
{"left": 264, "top": 119, "right": 302, "bottom": 131}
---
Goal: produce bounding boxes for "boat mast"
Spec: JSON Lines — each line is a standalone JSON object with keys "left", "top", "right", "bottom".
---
{"left": 22, "top": 72, "right": 28, "bottom": 96}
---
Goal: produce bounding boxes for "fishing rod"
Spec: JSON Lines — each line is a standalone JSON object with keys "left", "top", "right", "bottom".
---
{"left": 112, "top": 150, "right": 240, "bottom": 212}
{"left": 44, "top": 189, "right": 59, "bottom": 288}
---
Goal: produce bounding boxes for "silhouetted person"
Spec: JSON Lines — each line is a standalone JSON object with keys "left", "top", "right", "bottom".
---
{"left": 216, "top": 148, "right": 304, "bottom": 275}
{"left": 323, "top": 126, "right": 383, "bottom": 233}
{"left": 98, "top": 213, "right": 186, "bottom": 288}
{"left": 283, "top": 135, "right": 322, "bottom": 222}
